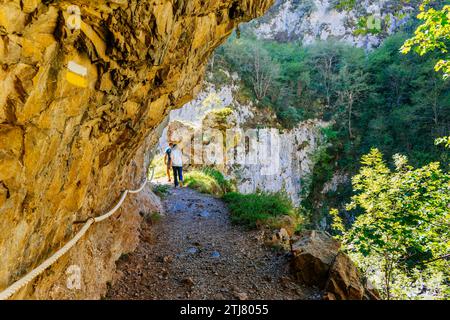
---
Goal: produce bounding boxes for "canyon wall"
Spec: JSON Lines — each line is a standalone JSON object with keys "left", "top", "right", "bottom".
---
{"left": 249, "top": 0, "right": 416, "bottom": 49}
{"left": 159, "top": 71, "right": 328, "bottom": 206}
{"left": 154, "top": 0, "right": 420, "bottom": 209}
{"left": 0, "top": 0, "right": 273, "bottom": 299}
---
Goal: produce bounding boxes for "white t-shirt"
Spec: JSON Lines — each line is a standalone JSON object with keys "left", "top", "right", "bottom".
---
{"left": 171, "top": 145, "right": 183, "bottom": 167}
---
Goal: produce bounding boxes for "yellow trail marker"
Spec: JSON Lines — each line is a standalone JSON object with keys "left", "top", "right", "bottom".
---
{"left": 66, "top": 71, "right": 88, "bottom": 88}
{"left": 66, "top": 60, "right": 88, "bottom": 88}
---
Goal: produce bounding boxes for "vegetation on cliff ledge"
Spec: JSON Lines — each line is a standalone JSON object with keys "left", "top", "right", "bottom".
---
{"left": 184, "top": 167, "right": 234, "bottom": 196}
{"left": 223, "top": 191, "right": 303, "bottom": 230}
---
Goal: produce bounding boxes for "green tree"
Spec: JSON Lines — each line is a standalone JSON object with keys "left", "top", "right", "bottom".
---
{"left": 401, "top": 0, "right": 450, "bottom": 79}
{"left": 335, "top": 64, "right": 369, "bottom": 138}
{"left": 307, "top": 41, "right": 342, "bottom": 114}
{"left": 215, "top": 27, "right": 449, "bottom": 167}
{"left": 331, "top": 148, "right": 450, "bottom": 299}
{"left": 362, "top": 32, "right": 450, "bottom": 166}
{"left": 251, "top": 46, "right": 280, "bottom": 100}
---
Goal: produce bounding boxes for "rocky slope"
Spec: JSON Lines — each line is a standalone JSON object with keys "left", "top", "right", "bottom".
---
{"left": 0, "top": 0, "right": 273, "bottom": 299}
{"left": 248, "top": 0, "right": 417, "bottom": 49}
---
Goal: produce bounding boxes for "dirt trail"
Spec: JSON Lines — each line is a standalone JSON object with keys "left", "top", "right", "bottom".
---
{"left": 106, "top": 184, "right": 320, "bottom": 300}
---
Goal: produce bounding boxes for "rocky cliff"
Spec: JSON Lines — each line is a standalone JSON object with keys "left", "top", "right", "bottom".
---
{"left": 153, "top": 1, "right": 420, "bottom": 210}
{"left": 0, "top": 0, "right": 273, "bottom": 299}
{"left": 159, "top": 71, "right": 328, "bottom": 206}
{"left": 248, "top": 0, "right": 417, "bottom": 49}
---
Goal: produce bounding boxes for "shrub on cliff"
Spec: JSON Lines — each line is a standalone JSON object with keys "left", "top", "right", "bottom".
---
{"left": 184, "top": 168, "right": 234, "bottom": 196}
{"left": 152, "top": 184, "right": 170, "bottom": 198}
{"left": 202, "top": 167, "right": 234, "bottom": 193}
{"left": 223, "top": 192, "right": 300, "bottom": 229}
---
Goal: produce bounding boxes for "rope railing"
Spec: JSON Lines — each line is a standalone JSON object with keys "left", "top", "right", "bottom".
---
{"left": 0, "top": 167, "right": 155, "bottom": 300}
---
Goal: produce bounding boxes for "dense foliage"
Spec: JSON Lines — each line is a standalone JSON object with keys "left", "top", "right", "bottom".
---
{"left": 214, "top": 31, "right": 450, "bottom": 168}
{"left": 331, "top": 148, "right": 450, "bottom": 299}
{"left": 214, "top": 31, "right": 449, "bottom": 229}
{"left": 402, "top": 0, "right": 450, "bottom": 79}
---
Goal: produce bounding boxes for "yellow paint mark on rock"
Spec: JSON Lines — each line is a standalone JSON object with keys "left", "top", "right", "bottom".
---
{"left": 66, "top": 71, "right": 88, "bottom": 88}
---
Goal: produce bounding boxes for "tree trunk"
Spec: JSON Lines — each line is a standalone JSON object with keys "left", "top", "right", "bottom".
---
{"left": 432, "top": 78, "right": 439, "bottom": 126}
{"left": 348, "top": 94, "right": 354, "bottom": 139}
{"left": 383, "top": 255, "right": 392, "bottom": 300}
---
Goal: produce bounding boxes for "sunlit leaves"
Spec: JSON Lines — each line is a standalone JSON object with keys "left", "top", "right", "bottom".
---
{"left": 435, "top": 136, "right": 450, "bottom": 148}
{"left": 331, "top": 147, "right": 450, "bottom": 299}
{"left": 401, "top": 1, "right": 450, "bottom": 79}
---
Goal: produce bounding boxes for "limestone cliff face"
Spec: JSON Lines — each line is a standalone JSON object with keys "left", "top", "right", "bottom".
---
{"left": 249, "top": 0, "right": 417, "bottom": 49}
{"left": 0, "top": 0, "right": 273, "bottom": 299}
{"left": 158, "top": 71, "right": 328, "bottom": 206}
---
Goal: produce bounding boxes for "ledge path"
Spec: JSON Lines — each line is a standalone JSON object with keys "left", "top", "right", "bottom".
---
{"left": 106, "top": 184, "right": 320, "bottom": 300}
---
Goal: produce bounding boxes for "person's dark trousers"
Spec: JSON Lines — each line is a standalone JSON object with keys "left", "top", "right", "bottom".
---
{"left": 172, "top": 166, "right": 183, "bottom": 187}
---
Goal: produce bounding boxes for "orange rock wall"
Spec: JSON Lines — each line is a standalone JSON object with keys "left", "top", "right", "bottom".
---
{"left": 0, "top": 0, "right": 273, "bottom": 299}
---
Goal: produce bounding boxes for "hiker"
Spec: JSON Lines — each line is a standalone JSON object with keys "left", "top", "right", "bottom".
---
{"left": 164, "top": 143, "right": 172, "bottom": 182}
{"left": 171, "top": 143, "right": 183, "bottom": 188}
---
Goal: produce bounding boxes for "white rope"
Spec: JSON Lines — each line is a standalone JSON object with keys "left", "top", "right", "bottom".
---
{"left": 0, "top": 219, "right": 94, "bottom": 300}
{"left": 0, "top": 167, "right": 155, "bottom": 300}
{"left": 128, "top": 181, "right": 146, "bottom": 194}
{"left": 93, "top": 190, "right": 129, "bottom": 223}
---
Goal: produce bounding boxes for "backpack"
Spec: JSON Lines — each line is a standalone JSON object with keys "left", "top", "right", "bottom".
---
{"left": 165, "top": 147, "right": 171, "bottom": 159}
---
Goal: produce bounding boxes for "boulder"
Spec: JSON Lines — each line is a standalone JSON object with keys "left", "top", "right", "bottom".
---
{"left": 323, "top": 292, "right": 337, "bottom": 300}
{"left": 167, "top": 120, "right": 196, "bottom": 145}
{"left": 290, "top": 230, "right": 380, "bottom": 300}
{"left": 324, "top": 252, "right": 365, "bottom": 300}
{"left": 324, "top": 251, "right": 381, "bottom": 300}
{"left": 364, "top": 280, "right": 381, "bottom": 300}
{"left": 290, "top": 230, "right": 340, "bottom": 287}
